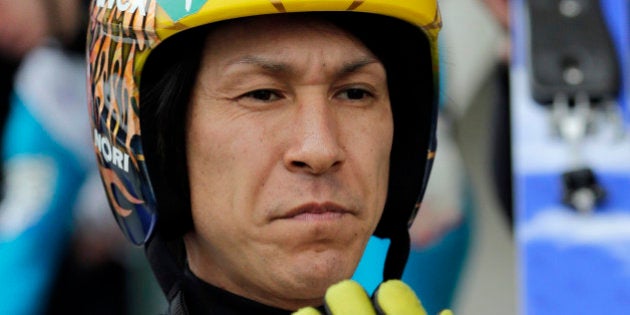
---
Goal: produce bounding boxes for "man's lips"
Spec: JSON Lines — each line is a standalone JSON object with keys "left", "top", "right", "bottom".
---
{"left": 276, "top": 202, "right": 354, "bottom": 220}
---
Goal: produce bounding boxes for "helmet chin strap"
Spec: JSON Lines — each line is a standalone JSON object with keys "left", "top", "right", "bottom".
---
{"left": 383, "top": 229, "right": 411, "bottom": 280}
{"left": 145, "top": 232, "right": 186, "bottom": 303}
{"left": 145, "top": 226, "right": 411, "bottom": 302}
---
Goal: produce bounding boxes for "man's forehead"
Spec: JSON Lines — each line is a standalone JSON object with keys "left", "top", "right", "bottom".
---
{"left": 201, "top": 16, "right": 384, "bottom": 79}
{"left": 204, "top": 13, "right": 361, "bottom": 46}
{"left": 229, "top": 55, "right": 381, "bottom": 74}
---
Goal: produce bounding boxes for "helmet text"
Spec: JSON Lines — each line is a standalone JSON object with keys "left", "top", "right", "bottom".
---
{"left": 96, "top": 0, "right": 147, "bottom": 16}
{"left": 94, "top": 129, "right": 130, "bottom": 173}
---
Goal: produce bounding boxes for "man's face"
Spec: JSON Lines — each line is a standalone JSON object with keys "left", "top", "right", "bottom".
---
{"left": 184, "top": 15, "right": 393, "bottom": 310}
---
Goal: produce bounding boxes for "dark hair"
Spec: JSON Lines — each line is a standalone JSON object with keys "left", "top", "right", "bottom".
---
{"left": 140, "top": 26, "right": 208, "bottom": 240}
{"left": 139, "top": 13, "right": 434, "bottom": 246}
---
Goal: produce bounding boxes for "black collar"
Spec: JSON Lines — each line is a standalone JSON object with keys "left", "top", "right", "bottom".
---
{"left": 180, "top": 268, "right": 296, "bottom": 315}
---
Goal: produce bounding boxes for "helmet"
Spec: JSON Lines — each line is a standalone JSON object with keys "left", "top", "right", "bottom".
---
{"left": 87, "top": 0, "right": 441, "bottom": 296}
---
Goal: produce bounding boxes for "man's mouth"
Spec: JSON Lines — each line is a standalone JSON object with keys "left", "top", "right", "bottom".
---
{"left": 279, "top": 202, "right": 353, "bottom": 221}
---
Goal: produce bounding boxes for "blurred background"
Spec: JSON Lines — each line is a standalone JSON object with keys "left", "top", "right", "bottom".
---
{"left": 430, "top": 0, "right": 516, "bottom": 313}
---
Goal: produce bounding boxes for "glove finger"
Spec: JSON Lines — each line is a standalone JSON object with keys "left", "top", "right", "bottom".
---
{"left": 324, "top": 280, "right": 377, "bottom": 315}
{"left": 293, "top": 307, "right": 323, "bottom": 315}
{"left": 372, "top": 280, "right": 428, "bottom": 315}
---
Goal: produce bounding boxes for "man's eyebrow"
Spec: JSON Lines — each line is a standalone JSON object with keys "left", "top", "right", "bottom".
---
{"left": 232, "top": 55, "right": 381, "bottom": 75}
{"left": 339, "top": 58, "right": 381, "bottom": 75}
{"left": 234, "top": 56, "right": 289, "bottom": 72}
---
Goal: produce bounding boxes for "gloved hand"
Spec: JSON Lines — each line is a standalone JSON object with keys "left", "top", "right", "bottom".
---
{"left": 293, "top": 279, "right": 453, "bottom": 315}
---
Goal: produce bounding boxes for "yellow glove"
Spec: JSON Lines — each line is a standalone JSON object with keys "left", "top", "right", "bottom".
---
{"left": 293, "top": 280, "right": 453, "bottom": 315}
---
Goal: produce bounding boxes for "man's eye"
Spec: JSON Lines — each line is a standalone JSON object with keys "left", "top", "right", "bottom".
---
{"left": 339, "top": 88, "right": 373, "bottom": 100}
{"left": 243, "top": 89, "right": 281, "bottom": 102}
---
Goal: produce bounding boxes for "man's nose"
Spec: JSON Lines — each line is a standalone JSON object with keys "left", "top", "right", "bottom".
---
{"left": 283, "top": 98, "right": 346, "bottom": 175}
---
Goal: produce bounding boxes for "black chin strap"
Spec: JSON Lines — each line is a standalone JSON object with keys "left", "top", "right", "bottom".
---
{"left": 145, "top": 233, "right": 186, "bottom": 304}
{"left": 146, "top": 228, "right": 410, "bottom": 313}
{"left": 382, "top": 230, "right": 411, "bottom": 280}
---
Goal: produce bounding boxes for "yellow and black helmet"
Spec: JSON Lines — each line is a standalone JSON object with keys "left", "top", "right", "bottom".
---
{"left": 87, "top": 0, "right": 441, "bottom": 293}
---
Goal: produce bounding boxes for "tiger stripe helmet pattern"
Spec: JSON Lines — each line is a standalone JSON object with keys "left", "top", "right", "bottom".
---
{"left": 87, "top": 0, "right": 441, "bottom": 246}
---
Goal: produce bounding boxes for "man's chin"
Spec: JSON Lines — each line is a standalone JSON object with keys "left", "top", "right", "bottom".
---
{"left": 282, "top": 254, "right": 357, "bottom": 294}
{"left": 271, "top": 277, "right": 340, "bottom": 310}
